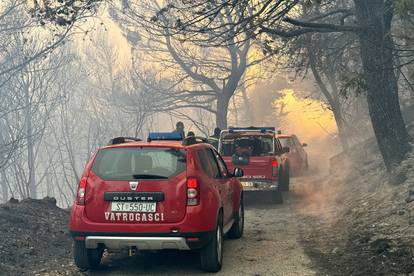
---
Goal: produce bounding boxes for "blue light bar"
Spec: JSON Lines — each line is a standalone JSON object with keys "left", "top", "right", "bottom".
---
{"left": 148, "top": 132, "right": 183, "bottom": 141}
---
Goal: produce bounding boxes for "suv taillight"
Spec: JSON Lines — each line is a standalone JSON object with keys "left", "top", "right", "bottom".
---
{"left": 76, "top": 177, "right": 87, "bottom": 205}
{"left": 272, "top": 159, "right": 278, "bottom": 177}
{"left": 187, "top": 177, "right": 199, "bottom": 206}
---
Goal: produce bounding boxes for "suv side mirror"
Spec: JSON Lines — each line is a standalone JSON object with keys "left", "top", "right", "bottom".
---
{"left": 282, "top": 146, "right": 290, "bottom": 153}
{"left": 233, "top": 167, "right": 244, "bottom": 178}
{"left": 302, "top": 143, "right": 308, "bottom": 147}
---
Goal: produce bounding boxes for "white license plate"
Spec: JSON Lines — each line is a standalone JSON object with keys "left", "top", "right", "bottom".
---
{"left": 111, "top": 202, "right": 156, "bottom": 213}
{"left": 242, "top": 182, "right": 254, "bottom": 187}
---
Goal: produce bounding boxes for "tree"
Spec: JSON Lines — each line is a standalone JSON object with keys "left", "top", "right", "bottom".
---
{"left": 349, "top": 1, "right": 410, "bottom": 169}
{"left": 109, "top": 0, "right": 268, "bottom": 129}
{"left": 166, "top": 0, "right": 412, "bottom": 171}
{"left": 266, "top": 0, "right": 412, "bottom": 170}
{"left": 0, "top": 0, "right": 98, "bottom": 184}
{"left": 281, "top": 26, "right": 360, "bottom": 151}
{"left": 1, "top": 31, "right": 71, "bottom": 198}
{"left": 0, "top": 0, "right": 97, "bottom": 81}
{"left": 392, "top": 1, "right": 414, "bottom": 106}
{"left": 83, "top": 29, "right": 159, "bottom": 137}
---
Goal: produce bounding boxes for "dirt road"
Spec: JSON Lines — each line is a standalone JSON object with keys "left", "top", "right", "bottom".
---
{"left": 85, "top": 178, "right": 318, "bottom": 276}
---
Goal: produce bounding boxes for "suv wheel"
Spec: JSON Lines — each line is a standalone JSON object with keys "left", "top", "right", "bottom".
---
{"left": 200, "top": 214, "right": 223, "bottom": 272}
{"left": 271, "top": 190, "right": 284, "bottom": 204}
{"left": 73, "top": 240, "right": 103, "bottom": 271}
{"left": 228, "top": 197, "right": 244, "bottom": 239}
{"left": 279, "top": 165, "right": 290, "bottom": 192}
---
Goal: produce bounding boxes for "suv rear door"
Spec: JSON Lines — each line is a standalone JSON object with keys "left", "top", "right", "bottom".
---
{"left": 221, "top": 135, "right": 277, "bottom": 181}
{"left": 84, "top": 146, "right": 188, "bottom": 224}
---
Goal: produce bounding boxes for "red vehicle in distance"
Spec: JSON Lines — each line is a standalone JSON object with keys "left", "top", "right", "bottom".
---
{"left": 69, "top": 133, "right": 245, "bottom": 273}
{"left": 218, "top": 127, "right": 290, "bottom": 202}
{"left": 277, "top": 134, "right": 309, "bottom": 175}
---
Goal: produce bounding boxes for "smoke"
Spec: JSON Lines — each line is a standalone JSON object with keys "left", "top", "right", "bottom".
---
{"left": 271, "top": 87, "right": 347, "bottom": 221}
{"left": 276, "top": 89, "right": 342, "bottom": 172}
{"left": 291, "top": 173, "right": 345, "bottom": 224}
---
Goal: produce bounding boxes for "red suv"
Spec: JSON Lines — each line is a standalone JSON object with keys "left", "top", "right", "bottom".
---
{"left": 277, "top": 134, "right": 308, "bottom": 175}
{"left": 218, "top": 127, "right": 290, "bottom": 202}
{"left": 69, "top": 134, "right": 244, "bottom": 272}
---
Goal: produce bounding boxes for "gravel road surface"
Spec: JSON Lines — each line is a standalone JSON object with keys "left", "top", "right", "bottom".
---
{"left": 86, "top": 178, "right": 318, "bottom": 276}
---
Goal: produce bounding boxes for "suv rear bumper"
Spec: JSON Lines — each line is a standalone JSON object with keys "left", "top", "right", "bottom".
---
{"left": 71, "top": 231, "right": 214, "bottom": 250}
{"left": 85, "top": 236, "right": 190, "bottom": 250}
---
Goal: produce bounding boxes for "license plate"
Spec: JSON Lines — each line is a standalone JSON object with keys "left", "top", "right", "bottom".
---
{"left": 242, "top": 182, "right": 254, "bottom": 187}
{"left": 111, "top": 202, "right": 156, "bottom": 213}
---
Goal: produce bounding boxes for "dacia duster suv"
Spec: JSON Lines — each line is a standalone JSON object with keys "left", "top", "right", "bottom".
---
{"left": 69, "top": 133, "right": 245, "bottom": 272}
{"left": 218, "top": 127, "right": 290, "bottom": 202}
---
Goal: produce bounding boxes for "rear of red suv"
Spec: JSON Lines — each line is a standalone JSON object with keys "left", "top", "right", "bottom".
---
{"left": 69, "top": 134, "right": 244, "bottom": 272}
{"left": 219, "top": 127, "right": 290, "bottom": 203}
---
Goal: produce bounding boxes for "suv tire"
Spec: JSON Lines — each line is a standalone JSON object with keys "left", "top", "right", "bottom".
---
{"left": 200, "top": 213, "right": 223, "bottom": 272}
{"left": 271, "top": 190, "right": 284, "bottom": 204}
{"left": 228, "top": 197, "right": 244, "bottom": 239}
{"left": 73, "top": 240, "right": 103, "bottom": 271}
{"left": 279, "top": 165, "right": 290, "bottom": 192}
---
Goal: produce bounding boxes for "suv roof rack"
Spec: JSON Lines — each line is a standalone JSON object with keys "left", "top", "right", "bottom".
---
{"left": 108, "top": 137, "right": 142, "bottom": 145}
{"left": 182, "top": 136, "right": 207, "bottom": 146}
{"left": 147, "top": 132, "right": 183, "bottom": 142}
{"left": 228, "top": 126, "right": 275, "bottom": 133}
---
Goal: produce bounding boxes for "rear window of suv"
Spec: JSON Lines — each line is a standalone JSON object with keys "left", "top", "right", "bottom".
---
{"left": 278, "top": 137, "right": 293, "bottom": 148}
{"left": 91, "top": 147, "right": 186, "bottom": 180}
{"left": 220, "top": 135, "right": 274, "bottom": 157}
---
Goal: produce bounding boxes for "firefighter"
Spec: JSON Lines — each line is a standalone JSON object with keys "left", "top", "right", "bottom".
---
{"left": 174, "top": 121, "right": 185, "bottom": 138}
{"left": 186, "top": 131, "right": 196, "bottom": 145}
{"left": 207, "top": 127, "right": 221, "bottom": 149}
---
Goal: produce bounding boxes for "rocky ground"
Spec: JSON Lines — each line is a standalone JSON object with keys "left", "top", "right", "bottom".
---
{"left": 0, "top": 150, "right": 413, "bottom": 275}
{"left": 298, "top": 149, "right": 414, "bottom": 276}
{"left": 0, "top": 197, "right": 74, "bottom": 275}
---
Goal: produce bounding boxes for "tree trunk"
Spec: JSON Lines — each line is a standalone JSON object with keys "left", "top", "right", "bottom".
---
{"left": 216, "top": 94, "right": 231, "bottom": 129}
{"left": 24, "top": 83, "right": 36, "bottom": 198}
{"left": 240, "top": 85, "right": 254, "bottom": 124}
{"left": 0, "top": 121, "right": 9, "bottom": 202}
{"left": 332, "top": 108, "right": 350, "bottom": 151}
{"left": 232, "top": 95, "right": 239, "bottom": 125}
{"left": 354, "top": 0, "right": 411, "bottom": 171}
{"left": 326, "top": 68, "right": 350, "bottom": 152}
{"left": 1, "top": 171, "right": 8, "bottom": 202}
{"left": 309, "top": 52, "right": 350, "bottom": 151}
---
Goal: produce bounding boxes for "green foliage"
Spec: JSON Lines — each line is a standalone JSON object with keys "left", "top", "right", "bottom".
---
{"left": 28, "top": 0, "right": 100, "bottom": 26}
{"left": 395, "top": 0, "right": 414, "bottom": 16}
{"left": 339, "top": 72, "right": 367, "bottom": 98}
{"left": 262, "top": 39, "right": 279, "bottom": 56}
